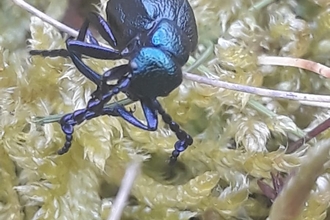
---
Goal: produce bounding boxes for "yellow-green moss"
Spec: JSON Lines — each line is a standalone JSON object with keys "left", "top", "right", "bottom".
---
{"left": 2, "top": 0, "right": 330, "bottom": 219}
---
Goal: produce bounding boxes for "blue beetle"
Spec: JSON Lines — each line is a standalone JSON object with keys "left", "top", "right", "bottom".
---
{"left": 30, "top": 0, "right": 198, "bottom": 163}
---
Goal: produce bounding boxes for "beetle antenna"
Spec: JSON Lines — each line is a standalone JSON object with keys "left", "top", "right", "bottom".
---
{"left": 152, "top": 100, "right": 193, "bottom": 164}
{"left": 29, "top": 49, "right": 70, "bottom": 57}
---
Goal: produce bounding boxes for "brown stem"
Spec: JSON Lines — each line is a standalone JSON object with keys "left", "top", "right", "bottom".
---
{"left": 287, "top": 117, "right": 330, "bottom": 153}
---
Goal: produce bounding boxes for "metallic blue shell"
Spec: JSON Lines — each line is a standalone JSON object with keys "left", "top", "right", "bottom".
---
{"left": 106, "top": 0, "right": 198, "bottom": 52}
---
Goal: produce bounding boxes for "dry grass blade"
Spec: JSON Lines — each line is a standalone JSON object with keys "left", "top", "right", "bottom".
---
{"left": 108, "top": 162, "right": 141, "bottom": 220}
{"left": 258, "top": 56, "right": 330, "bottom": 79}
{"left": 269, "top": 139, "right": 330, "bottom": 220}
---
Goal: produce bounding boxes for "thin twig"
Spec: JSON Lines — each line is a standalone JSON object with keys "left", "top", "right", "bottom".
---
{"left": 183, "top": 72, "right": 330, "bottom": 103}
{"left": 11, "top": 0, "right": 78, "bottom": 37}
{"left": 299, "top": 101, "right": 330, "bottom": 108}
{"left": 287, "top": 118, "right": 330, "bottom": 153}
{"left": 108, "top": 162, "right": 140, "bottom": 220}
{"left": 12, "top": 0, "right": 330, "bottom": 104}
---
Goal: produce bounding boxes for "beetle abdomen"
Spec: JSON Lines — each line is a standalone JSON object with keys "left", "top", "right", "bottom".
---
{"left": 106, "top": 0, "right": 197, "bottom": 51}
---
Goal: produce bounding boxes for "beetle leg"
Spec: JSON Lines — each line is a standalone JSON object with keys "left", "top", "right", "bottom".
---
{"left": 152, "top": 99, "right": 193, "bottom": 163}
{"left": 58, "top": 75, "right": 131, "bottom": 154}
{"left": 66, "top": 32, "right": 128, "bottom": 85}
{"left": 67, "top": 42, "right": 102, "bottom": 85}
{"left": 88, "top": 12, "right": 117, "bottom": 47}
{"left": 29, "top": 16, "right": 99, "bottom": 58}
{"left": 113, "top": 99, "right": 158, "bottom": 131}
{"left": 76, "top": 18, "right": 99, "bottom": 46}
{"left": 92, "top": 65, "right": 130, "bottom": 99}
{"left": 29, "top": 10, "right": 119, "bottom": 58}
{"left": 59, "top": 97, "right": 157, "bottom": 154}
{"left": 69, "top": 46, "right": 128, "bottom": 91}
{"left": 141, "top": 99, "right": 158, "bottom": 130}
{"left": 38, "top": 12, "right": 122, "bottom": 60}
{"left": 66, "top": 38, "right": 122, "bottom": 60}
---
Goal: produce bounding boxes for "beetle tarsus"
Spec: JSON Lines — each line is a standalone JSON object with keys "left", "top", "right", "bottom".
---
{"left": 57, "top": 76, "right": 131, "bottom": 153}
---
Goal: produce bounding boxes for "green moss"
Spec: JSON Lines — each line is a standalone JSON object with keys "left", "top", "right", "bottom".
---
{"left": 2, "top": 0, "right": 330, "bottom": 219}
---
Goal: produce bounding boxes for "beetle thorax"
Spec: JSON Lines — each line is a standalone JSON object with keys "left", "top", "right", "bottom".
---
{"left": 128, "top": 47, "right": 182, "bottom": 98}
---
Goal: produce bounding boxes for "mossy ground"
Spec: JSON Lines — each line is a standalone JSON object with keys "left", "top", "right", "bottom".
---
{"left": 1, "top": 0, "right": 330, "bottom": 219}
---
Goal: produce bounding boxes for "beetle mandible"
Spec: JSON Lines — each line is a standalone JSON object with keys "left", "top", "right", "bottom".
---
{"left": 30, "top": 0, "right": 198, "bottom": 163}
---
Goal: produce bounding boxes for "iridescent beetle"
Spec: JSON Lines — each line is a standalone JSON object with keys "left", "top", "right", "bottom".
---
{"left": 30, "top": 0, "right": 198, "bottom": 163}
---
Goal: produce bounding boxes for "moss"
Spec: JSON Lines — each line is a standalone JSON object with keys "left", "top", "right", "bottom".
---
{"left": 2, "top": 0, "right": 330, "bottom": 219}
{"left": 0, "top": 0, "right": 68, "bottom": 51}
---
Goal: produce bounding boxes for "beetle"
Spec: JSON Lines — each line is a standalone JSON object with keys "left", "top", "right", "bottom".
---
{"left": 30, "top": 0, "right": 198, "bottom": 163}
